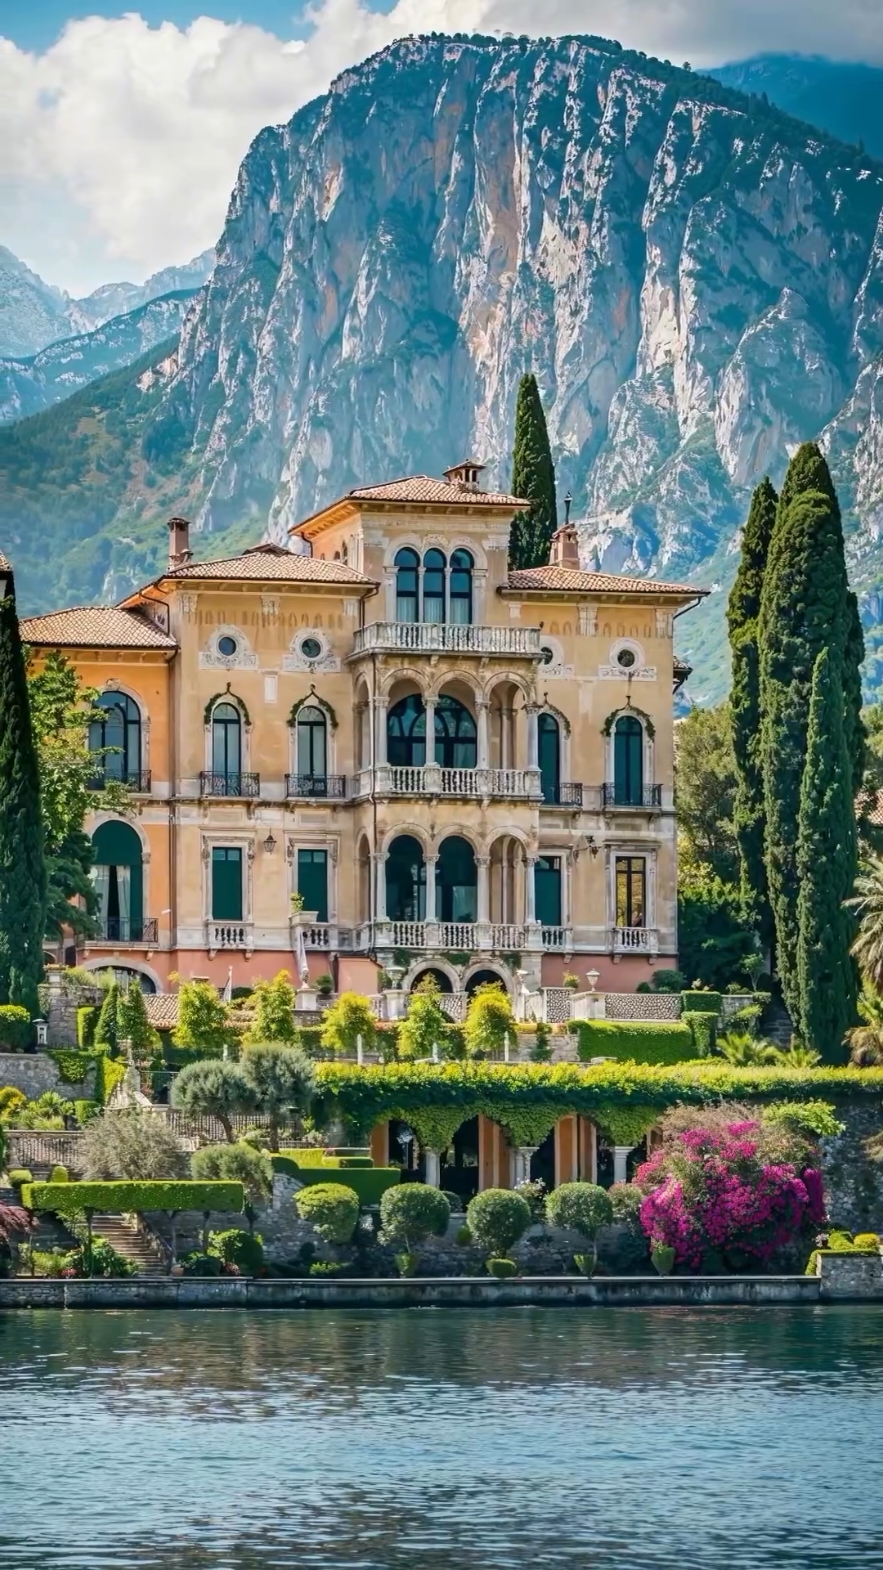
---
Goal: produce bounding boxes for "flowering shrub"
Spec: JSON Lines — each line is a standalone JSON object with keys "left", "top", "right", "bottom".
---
{"left": 635, "top": 1118, "right": 826, "bottom": 1271}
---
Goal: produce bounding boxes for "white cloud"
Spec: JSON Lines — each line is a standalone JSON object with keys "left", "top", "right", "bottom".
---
{"left": 1, "top": 2, "right": 882, "bottom": 293}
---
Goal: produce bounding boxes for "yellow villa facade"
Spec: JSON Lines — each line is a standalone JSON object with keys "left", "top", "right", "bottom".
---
{"left": 21, "top": 461, "right": 703, "bottom": 1000}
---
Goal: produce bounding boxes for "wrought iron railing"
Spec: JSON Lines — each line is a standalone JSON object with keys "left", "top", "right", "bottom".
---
{"left": 199, "top": 772, "right": 260, "bottom": 798}
{"left": 557, "top": 782, "right": 584, "bottom": 807}
{"left": 602, "top": 783, "right": 662, "bottom": 810}
{"left": 92, "top": 917, "right": 159, "bottom": 944}
{"left": 87, "top": 768, "right": 152, "bottom": 792}
{"left": 285, "top": 774, "right": 346, "bottom": 799}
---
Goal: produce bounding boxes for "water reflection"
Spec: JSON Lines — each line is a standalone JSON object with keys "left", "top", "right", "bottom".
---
{"left": 2, "top": 1307, "right": 883, "bottom": 1569}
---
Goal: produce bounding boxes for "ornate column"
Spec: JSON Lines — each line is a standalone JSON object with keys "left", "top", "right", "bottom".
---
{"left": 476, "top": 699, "right": 490, "bottom": 770}
{"left": 476, "top": 854, "right": 490, "bottom": 924}
{"left": 373, "top": 694, "right": 389, "bottom": 767}
{"left": 424, "top": 852, "right": 438, "bottom": 923}
{"left": 424, "top": 1150, "right": 441, "bottom": 1188}
{"left": 526, "top": 705, "right": 539, "bottom": 771}
{"left": 525, "top": 853, "right": 538, "bottom": 924}
{"left": 612, "top": 1146, "right": 635, "bottom": 1185}
{"left": 372, "top": 850, "right": 388, "bottom": 921}
{"left": 423, "top": 694, "right": 441, "bottom": 789}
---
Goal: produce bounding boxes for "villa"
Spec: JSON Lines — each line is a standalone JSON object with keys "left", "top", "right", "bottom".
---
{"left": 21, "top": 460, "right": 704, "bottom": 1003}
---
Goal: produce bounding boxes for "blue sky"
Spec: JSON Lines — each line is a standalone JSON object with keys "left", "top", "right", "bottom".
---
{"left": 1, "top": 2, "right": 882, "bottom": 294}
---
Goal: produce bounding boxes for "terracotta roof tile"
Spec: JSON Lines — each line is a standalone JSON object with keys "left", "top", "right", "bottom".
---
{"left": 505, "top": 566, "right": 706, "bottom": 596}
{"left": 347, "top": 475, "right": 528, "bottom": 506}
{"left": 20, "top": 605, "right": 177, "bottom": 650}
{"left": 163, "top": 543, "right": 373, "bottom": 585}
{"left": 145, "top": 994, "right": 179, "bottom": 1030}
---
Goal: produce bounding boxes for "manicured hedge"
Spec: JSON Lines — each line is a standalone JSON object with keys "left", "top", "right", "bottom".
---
{"left": 681, "top": 991, "right": 722, "bottom": 1014}
{"left": 272, "top": 1150, "right": 400, "bottom": 1206}
{"left": 22, "top": 1180, "right": 245, "bottom": 1215}
{"left": 683, "top": 1011, "right": 718, "bottom": 1057}
{"left": 77, "top": 1006, "right": 100, "bottom": 1049}
{"left": 47, "top": 1048, "right": 99, "bottom": 1085}
{"left": 0, "top": 1005, "right": 32, "bottom": 1051}
{"left": 574, "top": 1020, "right": 696, "bottom": 1066}
{"left": 94, "top": 1055, "right": 127, "bottom": 1105}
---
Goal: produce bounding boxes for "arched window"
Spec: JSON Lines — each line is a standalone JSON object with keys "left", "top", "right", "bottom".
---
{"left": 434, "top": 695, "right": 477, "bottom": 769}
{"left": 422, "top": 548, "right": 446, "bottom": 624}
{"left": 296, "top": 705, "right": 327, "bottom": 782}
{"left": 89, "top": 693, "right": 142, "bottom": 785}
{"left": 91, "top": 820, "right": 145, "bottom": 942}
{"left": 212, "top": 702, "right": 242, "bottom": 787}
{"left": 436, "top": 835, "right": 477, "bottom": 922}
{"left": 388, "top": 695, "right": 426, "bottom": 767}
{"left": 538, "top": 713, "right": 561, "bottom": 804}
{"left": 386, "top": 834, "right": 426, "bottom": 921}
{"left": 395, "top": 548, "right": 419, "bottom": 623}
{"left": 450, "top": 549, "right": 473, "bottom": 624}
{"left": 613, "top": 715, "right": 644, "bottom": 805}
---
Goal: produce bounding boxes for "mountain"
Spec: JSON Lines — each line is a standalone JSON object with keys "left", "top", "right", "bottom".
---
{"left": 0, "top": 291, "right": 201, "bottom": 424}
{"left": 0, "top": 247, "right": 71, "bottom": 359}
{"left": 0, "top": 246, "right": 214, "bottom": 359}
{"left": 6, "top": 33, "right": 883, "bottom": 705}
{"left": 710, "top": 56, "right": 883, "bottom": 161}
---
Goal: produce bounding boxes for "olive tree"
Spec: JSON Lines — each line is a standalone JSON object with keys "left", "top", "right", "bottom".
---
{"left": 545, "top": 1181, "right": 614, "bottom": 1275}
{"left": 240, "top": 1043, "right": 315, "bottom": 1150}
{"left": 171, "top": 1059, "right": 255, "bottom": 1143}
{"left": 466, "top": 1188, "right": 531, "bottom": 1265}
{"left": 295, "top": 1182, "right": 360, "bottom": 1244}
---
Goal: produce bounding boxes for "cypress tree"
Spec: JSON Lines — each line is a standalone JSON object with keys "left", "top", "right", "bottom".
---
{"left": 796, "top": 649, "right": 858, "bottom": 1058}
{"left": 727, "top": 477, "right": 777, "bottom": 947}
{"left": 759, "top": 484, "right": 850, "bottom": 1021}
{"left": 509, "top": 373, "right": 558, "bottom": 568}
{"left": 0, "top": 587, "right": 46, "bottom": 1014}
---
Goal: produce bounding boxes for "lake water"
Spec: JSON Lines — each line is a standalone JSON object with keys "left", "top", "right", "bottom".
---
{"left": 2, "top": 1306, "right": 883, "bottom": 1569}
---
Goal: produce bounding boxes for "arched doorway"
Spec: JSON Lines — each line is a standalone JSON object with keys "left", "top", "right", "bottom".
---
{"left": 465, "top": 969, "right": 509, "bottom": 995}
{"left": 91, "top": 821, "right": 145, "bottom": 942}
{"left": 410, "top": 967, "right": 453, "bottom": 993}
{"left": 530, "top": 1130, "right": 556, "bottom": 1191}
{"left": 388, "top": 1117, "right": 425, "bottom": 1182}
{"left": 441, "top": 1115, "right": 479, "bottom": 1203}
{"left": 436, "top": 836, "right": 477, "bottom": 923}
{"left": 434, "top": 695, "right": 477, "bottom": 769}
{"left": 388, "top": 695, "right": 426, "bottom": 767}
{"left": 386, "top": 835, "right": 426, "bottom": 921}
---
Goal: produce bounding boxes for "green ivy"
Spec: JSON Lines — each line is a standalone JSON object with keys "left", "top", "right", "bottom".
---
{"left": 203, "top": 687, "right": 250, "bottom": 725}
{"left": 592, "top": 1104, "right": 659, "bottom": 1145}
{"left": 681, "top": 991, "right": 722, "bottom": 1013}
{"left": 287, "top": 690, "right": 338, "bottom": 730}
{"left": 94, "top": 1054, "right": 127, "bottom": 1105}
{"left": 76, "top": 1006, "right": 100, "bottom": 1049}
{"left": 47, "top": 1048, "right": 100, "bottom": 1085}
{"left": 22, "top": 1180, "right": 245, "bottom": 1215}
{"left": 601, "top": 704, "right": 655, "bottom": 739}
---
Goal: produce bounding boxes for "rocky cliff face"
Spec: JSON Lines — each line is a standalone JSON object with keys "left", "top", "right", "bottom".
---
{"left": 142, "top": 36, "right": 883, "bottom": 675}
{"left": 9, "top": 34, "right": 883, "bottom": 699}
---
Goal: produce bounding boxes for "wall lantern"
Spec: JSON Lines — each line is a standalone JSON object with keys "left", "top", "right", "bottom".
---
{"left": 263, "top": 831, "right": 277, "bottom": 854}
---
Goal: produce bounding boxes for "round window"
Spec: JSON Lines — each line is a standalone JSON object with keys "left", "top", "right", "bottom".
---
{"left": 616, "top": 648, "right": 637, "bottom": 670}
{"left": 218, "top": 635, "right": 238, "bottom": 657}
{"left": 300, "top": 636, "right": 323, "bottom": 660}
{"left": 540, "top": 645, "right": 555, "bottom": 666}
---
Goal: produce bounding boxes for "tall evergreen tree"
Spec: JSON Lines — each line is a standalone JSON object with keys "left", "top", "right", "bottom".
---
{"left": 759, "top": 482, "right": 850, "bottom": 1021}
{"left": 0, "top": 580, "right": 46, "bottom": 1014}
{"left": 509, "top": 373, "right": 558, "bottom": 568}
{"left": 796, "top": 649, "right": 858, "bottom": 1058}
{"left": 727, "top": 477, "right": 777, "bottom": 947}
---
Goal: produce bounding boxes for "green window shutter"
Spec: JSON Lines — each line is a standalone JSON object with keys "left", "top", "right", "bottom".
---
{"left": 297, "top": 849, "right": 328, "bottom": 922}
{"left": 212, "top": 848, "right": 243, "bottom": 921}
{"left": 535, "top": 856, "right": 562, "bottom": 927}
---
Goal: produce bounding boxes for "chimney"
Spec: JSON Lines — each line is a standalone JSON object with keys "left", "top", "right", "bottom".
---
{"left": 167, "top": 516, "right": 192, "bottom": 569}
{"left": 548, "top": 493, "right": 579, "bottom": 568}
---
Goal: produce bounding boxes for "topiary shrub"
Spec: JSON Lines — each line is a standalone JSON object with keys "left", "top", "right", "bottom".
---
{"left": 854, "top": 1233, "right": 881, "bottom": 1249}
{"left": 546, "top": 1181, "right": 613, "bottom": 1274}
{"left": 77, "top": 1006, "right": 99, "bottom": 1049}
{"left": 209, "top": 1228, "right": 264, "bottom": 1275}
{"left": 0, "top": 1005, "right": 32, "bottom": 1052}
{"left": 379, "top": 1184, "right": 450, "bottom": 1255}
{"left": 466, "top": 1189, "right": 531, "bottom": 1259}
{"left": 681, "top": 990, "right": 722, "bottom": 1014}
{"left": 684, "top": 1011, "right": 717, "bottom": 1058}
{"left": 48, "top": 1165, "right": 69, "bottom": 1184}
{"left": 487, "top": 1257, "right": 518, "bottom": 1279}
{"left": 575, "top": 1019, "right": 695, "bottom": 1065}
{"left": 455, "top": 1223, "right": 472, "bottom": 1246}
{"left": 464, "top": 986, "right": 515, "bottom": 1059}
{"left": 652, "top": 970, "right": 686, "bottom": 993}
{"left": 8, "top": 1168, "right": 32, "bottom": 1188}
{"left": 295, "top": 1181, "right": 360, "bottom": 1245}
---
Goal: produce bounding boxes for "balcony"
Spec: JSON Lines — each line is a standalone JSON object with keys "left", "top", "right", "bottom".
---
{"left": 542, "top": 782, "right": 584, "bottom": 808}
{"left": 206, "top": 920, "right": 253, "bottom": 953}
{"left": 601, "top": 783, "right": 663, "bottom": 811}
{"left": 351, "top": 622, "right": 543, "bottom": 658}
{"left": 611, "top": 925, "right": 659, "bottom": 958}
{"left": 286, "top": 774, "right": 346, "bottom": 800}
{"left": 87, "top": 768, "right": 152, "bottom": 793}
{"left": 352, "top": 765, "right": 542, "bottom": 802}
{"left": 354, "top": 920, "right": 570, "bottom": 954}
{"left": 90, "top": 917, "right": 159, "bottom": 946}
{"left": 199, "top": 772, "right": 260, "bottom": 799}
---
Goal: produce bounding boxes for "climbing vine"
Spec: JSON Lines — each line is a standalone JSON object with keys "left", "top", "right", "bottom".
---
{"left": 203, "top": 686, "right": 251, "bottom": 725}
{"left": 288, "top": 688, "right": 339, "bottom": 731}
{"left": 601, "top": 704, "right": 655, "bottom": 739}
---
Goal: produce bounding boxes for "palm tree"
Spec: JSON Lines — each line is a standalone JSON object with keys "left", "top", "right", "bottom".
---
{"left": 715, "top": 1031, "right": 778, "bottom": 1066}
{"left": 767, "top": 1040, "right": 822, "bottom": 1068}
{"left": 846, "top": 982, "right": 883, "bottom": 1066}
{"left": 848, "top": 856, "right": 883, "bottom": 989}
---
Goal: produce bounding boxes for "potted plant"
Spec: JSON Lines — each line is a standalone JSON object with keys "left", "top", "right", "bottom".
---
{"left": 315, "top": 974, "right": 334, "bottom": 999}
{"left": 289, "top": 891, "right": 319, "bottom": 924}
{"left": 563, "top": 973, "right": 580, "bottom": 991}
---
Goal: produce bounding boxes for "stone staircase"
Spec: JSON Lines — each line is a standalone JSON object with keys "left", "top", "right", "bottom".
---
{"left": 762, "top": 998, "right": 795, "bottom": 1049}
{"left": 91, "top": 1214, "right": 168, "bottom": 1276}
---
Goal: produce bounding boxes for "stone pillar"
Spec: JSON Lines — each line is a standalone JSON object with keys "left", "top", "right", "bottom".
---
{"left": 424, "top": 695, "right": 436, "bottom": 765}
{"left": 374, "top": 694, "right": 389, "bottom": 766}
{"left": 372, "top": 851, "right": 388, "bottom": 921}
{"left": 425, "top": 1149, "right": 441, "bottom": 1187}
{"left": 476, "top": 699, "right": 490, "bottom": 770}
{"left": 425, "top": 852, "right": 438, "bottom": 922}
{"left": 476, "top": 855, "right": 490, "bottom": 924}
{"left": 525, "top": 854, "right": 538, "bottom": 923}
{"left": 577, "top": 1117, "right": 598, "bottom": 1184}
{"left": 612, "top": 1145, "right": 635, "bottom": 1185}
{"left": 512, "top": 1145, "right": 538, "bottom": 1187}
{"left": 555, "top": 1115, "right": 578, "bottom": 1185}
{"left": 370, "top": 1122, "right": 389, "bottom": 1166}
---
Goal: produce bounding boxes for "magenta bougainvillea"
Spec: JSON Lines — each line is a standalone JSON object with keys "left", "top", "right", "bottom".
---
{"left": 635, "top": 1121, "right": 826, "bottom": 1270}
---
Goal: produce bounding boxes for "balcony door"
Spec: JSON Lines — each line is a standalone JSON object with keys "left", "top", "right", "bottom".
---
{"left": 538, "top": 713, "right": 561, "bottom": 803}
{"left": 91, "top": 820, "right": 144, "bottom": 940}
{"left": 386, "top": 835, "right": 426, "bottom": 921}
{"left": 615, "top": 856, "right": 646, "bottom": 928}
{"left": 212, "top": 702, "right": 242, "bottom": 786}
{"left": 212, "top": 846, "right": 243, "bottom": 922}
{"left": 613, "top": 715, "right": 644, "bottom": 805}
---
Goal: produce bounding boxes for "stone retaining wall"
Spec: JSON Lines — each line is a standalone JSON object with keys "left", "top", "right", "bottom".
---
{"left": 0, "top": 1052, "right": 93, "bottom": 1100}
{"left": 0, "top": 1274, "right": 824, "bottom": 1310}
{"left": 820, "top": 1104, "right": 883, "bottom": 1233}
